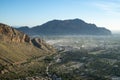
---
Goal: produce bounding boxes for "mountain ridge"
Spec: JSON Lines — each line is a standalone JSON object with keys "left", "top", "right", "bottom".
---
{"left": 17, "top": 19, "right": 112, "bottom": 36}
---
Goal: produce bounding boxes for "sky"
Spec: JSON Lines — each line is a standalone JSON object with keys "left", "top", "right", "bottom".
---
{"left": 0, "top": 0, "right": 120, "bottom": 32}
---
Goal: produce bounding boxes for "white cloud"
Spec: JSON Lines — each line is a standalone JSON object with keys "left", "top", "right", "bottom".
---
{"left": 93, "top": 1, "right": 120, "bottom": 16}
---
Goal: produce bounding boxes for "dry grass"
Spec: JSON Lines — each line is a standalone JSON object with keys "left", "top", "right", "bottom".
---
{"left": 0, "top": 41, "right": 53, "bottom": 65}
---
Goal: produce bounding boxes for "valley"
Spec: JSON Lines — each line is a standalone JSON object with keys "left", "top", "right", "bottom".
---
{"left": 42, "top": 35, "right": 120, "bottom": 80}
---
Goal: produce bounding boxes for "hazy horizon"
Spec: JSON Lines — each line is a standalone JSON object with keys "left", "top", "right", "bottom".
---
{"left": 0, "top": 0, "right": 120, "bottom": 31}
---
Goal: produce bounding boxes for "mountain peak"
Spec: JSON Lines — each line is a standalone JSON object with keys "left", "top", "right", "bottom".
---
{"left": 69, "top": 18, "right": 85, "bottom": 22}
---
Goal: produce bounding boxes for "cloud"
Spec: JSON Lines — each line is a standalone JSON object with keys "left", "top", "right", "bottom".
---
{"left": 93, "top": 1, "right": 120, "bottom": 16}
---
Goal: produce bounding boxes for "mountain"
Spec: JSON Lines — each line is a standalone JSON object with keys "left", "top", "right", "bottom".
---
{"left": 17, "top": 19, "right": 112, "bottom": 36}
{"left": 16, "top": 26, "right": 32, "bottom": 35}
{"left": 0, "top": 23, "right": 56, "bottom": 79}
{"left": 0, "top": 23, "right": 56, "bottom": 80}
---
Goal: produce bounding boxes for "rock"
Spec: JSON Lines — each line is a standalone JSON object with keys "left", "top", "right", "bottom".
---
{"left": 0, "top": 23, "right": 30, "bottom": 43}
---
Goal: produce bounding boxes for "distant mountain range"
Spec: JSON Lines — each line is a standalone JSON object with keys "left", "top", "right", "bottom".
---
{"left": 17, "top": 19, "right": 112, "bottom": 36}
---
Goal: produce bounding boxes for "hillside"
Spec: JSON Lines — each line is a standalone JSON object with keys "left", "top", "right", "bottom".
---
{"left": 17, "top": 19, "right": 112, "bottom": 36}
{"left": 0, "top": 23, "right": 56, "bottom": 79}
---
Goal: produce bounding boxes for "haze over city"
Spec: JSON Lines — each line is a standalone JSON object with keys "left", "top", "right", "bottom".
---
{"left": 0, "top": 0, "right": 120, "bottom": 32}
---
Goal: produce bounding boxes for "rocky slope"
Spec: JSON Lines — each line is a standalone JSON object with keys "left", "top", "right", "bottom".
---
{"left": 0, "top": 23, "right": 56, "bottom": 70}
{"left": 0, "top": 23, "right": 30, "bottom": 43}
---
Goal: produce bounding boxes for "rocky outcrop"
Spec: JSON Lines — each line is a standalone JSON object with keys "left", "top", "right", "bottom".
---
{"left": 31, "top": 38, "right": 54, "bottom": 51}
{"left": 0, "top": 23, "right": 55, "bottom": 50}
{"left": 0, "top": 23, "right": 30, "bottom": 43}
